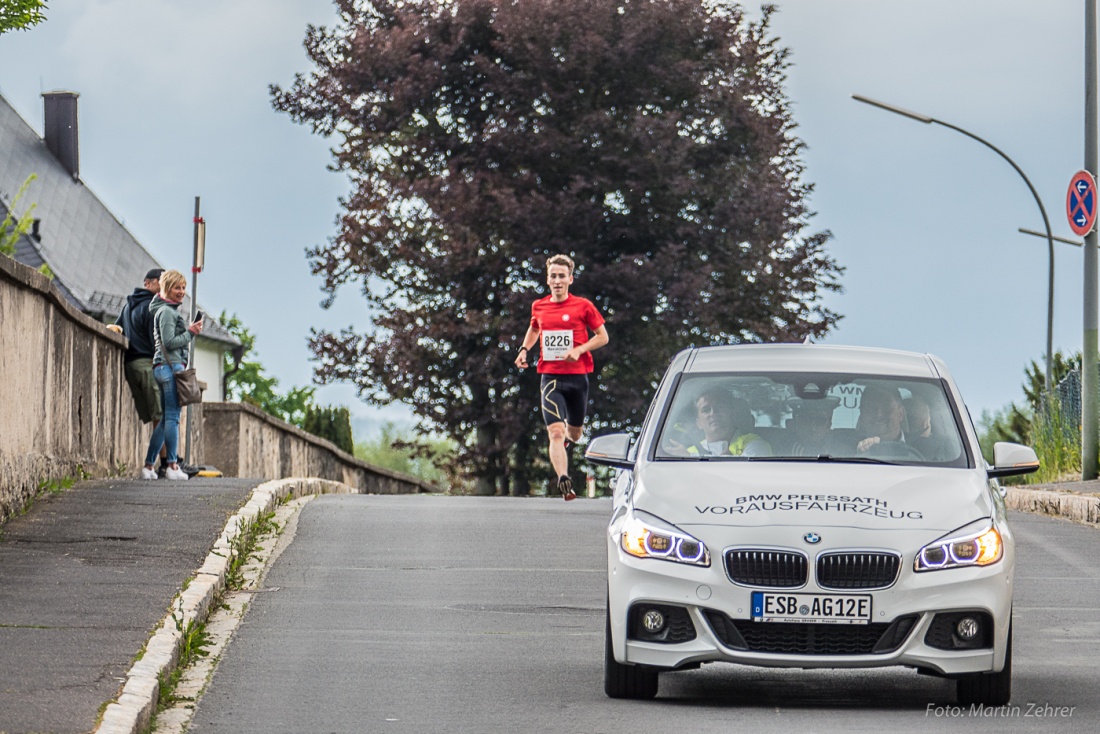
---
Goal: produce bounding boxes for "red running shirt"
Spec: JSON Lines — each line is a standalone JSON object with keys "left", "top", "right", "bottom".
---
{"left": 529, "top": 295, "right": 605, "bottom": 374}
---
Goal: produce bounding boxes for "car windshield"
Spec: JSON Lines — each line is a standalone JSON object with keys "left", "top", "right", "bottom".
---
{"left": 654, "top": 372, "right": 969, "bottom": 467}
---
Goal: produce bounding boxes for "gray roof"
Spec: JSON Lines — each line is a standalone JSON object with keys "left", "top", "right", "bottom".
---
{"left": 0, "top": 92, "right": 237, "bottom": 347}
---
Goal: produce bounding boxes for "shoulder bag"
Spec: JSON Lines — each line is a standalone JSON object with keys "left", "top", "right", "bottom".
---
{"left": 155, "top": 314, "right": 203, "bottom": 407}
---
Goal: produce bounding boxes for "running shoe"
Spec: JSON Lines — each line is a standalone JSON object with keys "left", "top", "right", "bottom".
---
{"left": 557, "top": 475, "right": 576, "bottom": 501}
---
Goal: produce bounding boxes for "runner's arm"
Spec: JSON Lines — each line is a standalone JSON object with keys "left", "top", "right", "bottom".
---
{"left": 564, "top": 324, "right": 608, "bottom": 362}
{"left": 514, "top": 325, "right": 540, "bottom": 369}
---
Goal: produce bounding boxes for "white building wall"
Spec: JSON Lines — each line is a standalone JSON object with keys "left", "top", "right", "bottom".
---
{"left": 193, "top": 338, "right": 225, "bottom": 402}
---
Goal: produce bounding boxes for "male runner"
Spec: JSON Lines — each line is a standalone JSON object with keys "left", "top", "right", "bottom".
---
{"left": 514, "top": 254, "right": 609, "bottom": 500}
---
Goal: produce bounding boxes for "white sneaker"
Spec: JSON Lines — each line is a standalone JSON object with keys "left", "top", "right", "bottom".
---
{"left": 165, "top": 466, "right": 189, "bottom": 481}
{"left": 141, "top": 467, "right": 158, "bottom": 480}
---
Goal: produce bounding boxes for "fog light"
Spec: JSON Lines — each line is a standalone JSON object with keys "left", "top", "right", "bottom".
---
{"left": 642, "top": 609, "right": 666, "bottom": 633}
{"left": 956, "top": 616, "right": 980, "bottom": 641}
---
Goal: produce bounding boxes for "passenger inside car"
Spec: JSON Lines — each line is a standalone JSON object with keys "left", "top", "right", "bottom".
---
{"left": 787, "top": 396, "right": 839, "bottom": 456}
{"left": 680, "top": 387, "right": 772, "bottom": 457}
{"left": 904, "top": 394, "right": 957, "bottom": 462}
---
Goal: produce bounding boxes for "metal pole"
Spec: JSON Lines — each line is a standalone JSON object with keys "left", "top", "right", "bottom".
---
{"left": 928, "top": 119, "right": 1056, "bottom": 388}
{"left": 1018, "top": 228, "right": 1083, "bottom": 247}
{"left": 185, "top": 197, "right": 200, "bottom": 466}
{"left": 852, "top": 94, "right": 1056, "bottom": 387}
{"left": 1083, "top": 0, "right": 1099, "bottom": 480}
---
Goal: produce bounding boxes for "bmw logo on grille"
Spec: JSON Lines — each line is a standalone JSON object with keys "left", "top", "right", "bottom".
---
{"left": 803, "top": 532, "right": 821, "bottom": 544}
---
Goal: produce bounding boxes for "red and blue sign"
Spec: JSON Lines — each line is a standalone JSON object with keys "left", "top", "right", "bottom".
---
{"left": 1067, "top": 170, "right": 1098, "bottom": 236}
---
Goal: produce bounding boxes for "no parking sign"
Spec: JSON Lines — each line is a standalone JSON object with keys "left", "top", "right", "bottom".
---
{"left": 1067, "top": 170, "right": 1098, "bottom": 236}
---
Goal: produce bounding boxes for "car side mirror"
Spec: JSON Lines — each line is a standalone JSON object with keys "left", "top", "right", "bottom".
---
{"left": 987, "top": 442, "right": 1040, "bottom": 479}
{"left": 585, "top": 433, "right": 634, "bottom": 470}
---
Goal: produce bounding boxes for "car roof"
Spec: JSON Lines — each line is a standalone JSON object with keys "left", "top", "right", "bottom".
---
{"left": 684, "top": 344, "right": 941, "bottom": 379}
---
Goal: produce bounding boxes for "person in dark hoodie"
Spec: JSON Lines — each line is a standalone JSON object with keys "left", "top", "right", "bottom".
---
{"left": 110, "top": 268, "right": 168, "bottom": 478}
{"left": 144, "top": 269, "right": 203, "bottom": 481}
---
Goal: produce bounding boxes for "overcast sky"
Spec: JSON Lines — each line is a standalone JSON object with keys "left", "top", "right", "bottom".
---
{"left": 0, "top": 1, "right": 1092, "bottom": 437}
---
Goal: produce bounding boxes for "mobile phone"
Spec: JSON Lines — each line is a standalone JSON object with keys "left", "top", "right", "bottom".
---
{"left": 194, "top": 310, "right": 204, "bottom": 323}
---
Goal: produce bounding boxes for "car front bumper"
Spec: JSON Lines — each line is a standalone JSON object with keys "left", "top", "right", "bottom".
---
{"left": 607, "top": 533, "right": 1013, "bottom": 676}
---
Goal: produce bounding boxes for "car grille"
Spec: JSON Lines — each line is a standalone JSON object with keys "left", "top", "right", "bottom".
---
{"left": 725, "top": 549, "right": 807, "bottom": 587}
{"left": 703, "top": 611, "right": 918, "bottom": 655}
{"left": 816, "top": 552, "right": 901, "bottom": 589}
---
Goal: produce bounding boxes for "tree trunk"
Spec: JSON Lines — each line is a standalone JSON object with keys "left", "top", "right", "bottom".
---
{"left": 510, "top": 433, "right": 531, "bottom": 497}
{"left": 475, "top": 423, "right": 496, "bottom": 496}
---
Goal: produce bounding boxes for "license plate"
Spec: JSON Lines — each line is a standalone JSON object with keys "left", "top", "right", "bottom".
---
{"left": 751, "top": 592, "right": 872, "bottom": 625}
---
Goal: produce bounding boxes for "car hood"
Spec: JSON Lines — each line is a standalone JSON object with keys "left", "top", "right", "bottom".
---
{"left": 632, "top": 461, "right": 993, "bottom": 534}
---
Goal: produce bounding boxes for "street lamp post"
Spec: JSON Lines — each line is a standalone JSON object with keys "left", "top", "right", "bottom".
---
{"left": 852, "top": 94, "right": 1057, "bottom": 389}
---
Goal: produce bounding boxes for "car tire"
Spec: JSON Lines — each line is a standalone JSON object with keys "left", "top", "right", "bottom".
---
{"left": 604, "top": 604, "right": 659, "bottom": 699}
{"left": 957, "top": 620, "right": 1012, "bottom": 706}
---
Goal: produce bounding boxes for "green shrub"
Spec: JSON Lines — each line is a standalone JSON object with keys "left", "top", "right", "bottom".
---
{"left": 355, "top": 422, "right": 462, "bottom": 490}
{"left": 1027, "top": 392, "right": 1081, "bottom": 484}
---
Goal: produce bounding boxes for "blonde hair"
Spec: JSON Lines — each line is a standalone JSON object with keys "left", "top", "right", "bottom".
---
{"left": 546, "top": 254, "right": 575, "bottom": 275}
{"left": 159, "top": 269, "right": 186, "bottom": 295}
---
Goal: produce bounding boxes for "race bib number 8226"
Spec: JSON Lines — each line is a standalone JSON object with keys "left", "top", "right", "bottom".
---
{"left": 542, "top": 330, "right": 573, "bottom": 361}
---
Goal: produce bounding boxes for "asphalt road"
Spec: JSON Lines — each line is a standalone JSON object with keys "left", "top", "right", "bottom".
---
{"left": 187, "top": 495, "right": 1099, "bottom": 734}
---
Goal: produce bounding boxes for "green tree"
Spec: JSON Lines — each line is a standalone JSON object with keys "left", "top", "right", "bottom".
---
{"left": 0, "top": 0, "right": 46, "bottom": 34}
{"left": 302, "top": 404, "right": 354, "bottom": 454}
{"left": 1, "top": 174, "right": 37, "bottom": 257}
{"left": 274, "top": 0, "right": 841, "bottom": 494}
{"left": 219, "top": 311, "right": 361, "bottom": 450}
{"left": 977, "top": 405, "right": 1030, "bottom": 463}
{"left": 220, "top": 311, "right": 317, "bottom": 424}
{"left": 977, "top": 350, "right": 1084, "bottom": 482}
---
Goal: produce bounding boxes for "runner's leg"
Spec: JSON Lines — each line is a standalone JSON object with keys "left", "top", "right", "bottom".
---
{"left": 542, "top": 376, "right": 578, "bottom": 498}
{"left": 546, "top": 422, "right": 570, "bottom": 479}
{"left": 562, "top": 375, "right": 589, "bottom": 446}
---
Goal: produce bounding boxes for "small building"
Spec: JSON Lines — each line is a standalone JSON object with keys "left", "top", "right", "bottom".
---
{"left": 0, "top": 90, "right": 238, "bottom": 399}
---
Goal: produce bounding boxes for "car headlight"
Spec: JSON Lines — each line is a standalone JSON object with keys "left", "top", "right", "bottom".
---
{"left": 621, "top": 513, "right": 710, "bottom": 567}
{"left": 914, "top": 523, "right": 1003, "bottom": 572}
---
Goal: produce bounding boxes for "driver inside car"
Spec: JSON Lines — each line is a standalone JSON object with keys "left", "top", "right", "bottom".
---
{"left": 855, "top": 385, "right": 908, "bottom": 454}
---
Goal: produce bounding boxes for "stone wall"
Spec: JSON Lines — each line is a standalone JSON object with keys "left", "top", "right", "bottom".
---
{"left": 202, "top": 402, "right": 437, "bottom": 495}
{"left": 0, "top": 256, "right": 150, "bottom": 520}
{"left": 1, "top": 255, "right": 434, "bottom": 522}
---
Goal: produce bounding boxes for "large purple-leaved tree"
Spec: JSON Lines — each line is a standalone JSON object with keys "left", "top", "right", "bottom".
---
{"left": 273, "top": 0, "right": 843, "bottom": 495}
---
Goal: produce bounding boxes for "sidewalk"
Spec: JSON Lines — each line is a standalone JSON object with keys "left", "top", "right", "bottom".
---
{"left": 1007, "top": 479, "right": 1100, "bottom": 527}
{"left": 0, "top": 477, "right": 262, "bottom": 734}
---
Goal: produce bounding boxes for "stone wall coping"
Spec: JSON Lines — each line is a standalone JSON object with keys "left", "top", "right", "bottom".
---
{"left": 1, "top": 250, "right": 126, "bottom": 346}
{"left": 205, "top": 401, "right": 441, "bottom": 494}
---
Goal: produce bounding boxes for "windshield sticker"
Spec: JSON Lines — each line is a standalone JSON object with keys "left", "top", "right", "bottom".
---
{"left": 696, "top": 494, "right": 923, "bottom": 520}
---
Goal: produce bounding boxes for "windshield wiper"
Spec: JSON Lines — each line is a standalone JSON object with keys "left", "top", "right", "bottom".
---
{"left": 744, "top": 454, "right": 898, "bottom": 465}
{"left": 658, "top": 454, "right": 899, "bottom": 465}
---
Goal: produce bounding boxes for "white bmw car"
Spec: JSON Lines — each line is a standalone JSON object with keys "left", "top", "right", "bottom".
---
{"left": 585, "top": 344, "right": 1038, "bottom": 705}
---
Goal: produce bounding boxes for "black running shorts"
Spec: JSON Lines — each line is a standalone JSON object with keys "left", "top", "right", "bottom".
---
{"left": 540, "top": 374, "right": 589, "bottom": 428}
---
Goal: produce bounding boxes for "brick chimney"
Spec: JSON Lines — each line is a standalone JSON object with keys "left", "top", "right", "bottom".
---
{"left": 42, "top": 91, "right": 80, "bottom": 179}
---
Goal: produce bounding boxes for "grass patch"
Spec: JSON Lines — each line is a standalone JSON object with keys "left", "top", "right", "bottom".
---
{"left": 37, "top": 476, "right": 75, "bottom": 494}
{"left": 157, "top": 617, "right": 211, "bottom": 705}
{"left": 140, "top": 505, "right": 282, "bottom": 732}
{"left": 225, "top": 510, "right": 277, "bottom": 591}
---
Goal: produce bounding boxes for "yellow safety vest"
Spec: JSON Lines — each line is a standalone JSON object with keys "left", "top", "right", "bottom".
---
{"left": 686, "top": 433, "right": 768, "bottom": 456}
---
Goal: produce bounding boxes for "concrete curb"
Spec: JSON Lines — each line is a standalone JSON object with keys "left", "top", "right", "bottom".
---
{"left": 94, "top": 477, "right": 354, "bottom": 734}
{"left": 1006, "top": 486, "right": 1100, "bottom": 527}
